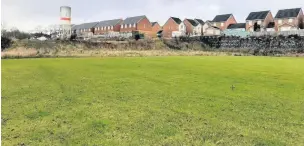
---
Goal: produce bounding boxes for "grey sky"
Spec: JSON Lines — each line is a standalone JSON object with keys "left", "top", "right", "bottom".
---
{"left": 2, "top": 0, "right": 303, "bottom": 31}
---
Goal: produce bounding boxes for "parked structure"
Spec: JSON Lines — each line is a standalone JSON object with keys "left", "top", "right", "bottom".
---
{"left": 274, "top": 8, "right": 304, "bottom": 31}
{"left": 183, "top": 19, "right": 204, "bottom": 36}
{"left": 163, "top": 17, "right": 186, "bottom": 38}
{"left": 246, "top": 10, "right": 274, "bottom": 32}
{"left": 120, "top": 15, "right": 153, "bottom": 38}
{"left": 94, "top": 19, "right": 122, "bottom": 35}
{"left": 211, "top": 14, "right": 237, "bottom": 30}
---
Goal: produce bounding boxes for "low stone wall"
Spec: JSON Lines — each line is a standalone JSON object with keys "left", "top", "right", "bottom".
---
{"left": 174, "top": 35, "right": 304, "bottom": 55}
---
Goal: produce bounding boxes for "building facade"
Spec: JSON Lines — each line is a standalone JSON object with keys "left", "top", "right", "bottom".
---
{"left": 246, "top": 10, "right": 274, "bottom": 32}
{"left": 211, "top": 14, "right": 237, "bottom": 30}
{"left": 163, "top": 17, "right": 186, "bottom": 38}
{"left": 274, "top": 8, "right": 304, "bottom": 31}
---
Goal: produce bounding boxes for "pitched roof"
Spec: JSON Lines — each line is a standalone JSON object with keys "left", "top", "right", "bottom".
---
{"left": 246, "top": 10, "right": 270, "bottom": 20}
{"left": 151, "top": 22, "right": 158, "bottom": 26}
{"left": 186, "top": 19, "right": 199, "bottom": 26}
{"left": 77, "top": 22, "right": 99, "bottom": 29}
{"left": 212, "top": 14, "right": 233, "bottom": 22}
{"left": 227, "top": 23, "right": 246, "bottom": 29}
{"left": 267, "top": 22, "right": 275, "bottom": 28}
{"left": 71, "top": 24, "right": 80, "bottom": 30}
{"left": 95, "top": 19, "right": 122, "bottom": 27}
{"left": 122, "top": 15, "right": 147, "bottom": 25}
{"left": 171, "top": 17, "right": 182, "bottom": 24}
{"left": 275, "top": 8, "right": 302, "bottom": 18}
{"left": 194, "top": 19, "right": 205, "bottom": 25}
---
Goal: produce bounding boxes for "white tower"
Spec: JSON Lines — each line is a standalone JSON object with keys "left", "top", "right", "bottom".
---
{"left": 59, "top": 6, "right": 72, "bottom": 39}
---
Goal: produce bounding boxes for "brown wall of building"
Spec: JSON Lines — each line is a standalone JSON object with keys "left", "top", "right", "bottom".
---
{"left": 163, "top": 18, "right": 179, "bottom": 38}
{"left": 246, "top": 12, "right": 274, "bottom": 31}
{"left": 213, "top": 15, "right": 237, "bottom": 30}
{"left": 263, "top": 12, "right": 274, "bottom": 28}
{"left": 275, "top": 9, "right": 304, "bottom": 31}
{"left": 137, "top": 17, "right": 152, "bottom": 31}
{"left": 94, "top": 24, "right": 121, "bottom": 35}
{"left": 183, "top": 19, "right": 194, "bottom": 35}
{"left": 152, "top": 23, "right": 161, "bottom": 32}
{"left": 120, "top": 17, "right": 152, "bottom": 33}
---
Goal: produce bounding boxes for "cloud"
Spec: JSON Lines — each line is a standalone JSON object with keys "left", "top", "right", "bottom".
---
{"left": 1, "top": 0, "right": 303, "bottom": 31}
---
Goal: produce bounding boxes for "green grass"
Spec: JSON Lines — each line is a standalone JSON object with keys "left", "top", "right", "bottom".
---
{"left": 2, "top": 56, "right": 304, "bottom": 146}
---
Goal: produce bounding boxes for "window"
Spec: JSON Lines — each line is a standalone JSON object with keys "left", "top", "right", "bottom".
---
{"left": 278, "top": 20, "right": 282, "bottom": 24}
{"left": 111, "top": 26, "right": 113, "bottom": 29}
{"left": 257, "top": 21, "right": 261, "bottom": 25}
{"left": 289, "top": 19, "right": 293, "bottom": 23}
{"left": 144, "top": 24, "right": 146, "bottom": 28}
{"left": 169, "top": 26, "right": 171, "bottom": 30}
{"left": 108, "top": 26, "right": 110, "bottom": 30}
{"left": 249, "top": 21, "right": 253, "bottom": 25}
{"left": 129, "top": 24, "right": 132, "bottom": 28}
{"left": 221, "top": 23, "right": 224, "bottom": 26}
{"left": 121, "top": 25, "right": 124, "bottom": 29}
{"left": 213, "top": 23, "right": 216, "bottom": 26}
{"left": 125, "top": 24, "right": 127, "bottom": 28}
{"left": 133, "top": 23, "right": 136, "bottom": 27}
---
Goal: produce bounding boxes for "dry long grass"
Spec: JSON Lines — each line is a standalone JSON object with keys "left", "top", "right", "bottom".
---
{"left": 1, "top": 47, "right": 242, "bottom": 58}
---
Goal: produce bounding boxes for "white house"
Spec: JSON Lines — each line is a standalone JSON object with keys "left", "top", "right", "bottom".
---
{"left": 203, "top": 21, "right": 221, "bottom": 36}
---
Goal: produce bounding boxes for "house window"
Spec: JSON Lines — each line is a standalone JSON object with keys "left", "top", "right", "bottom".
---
{"left": 125, "top": 24, "right": 127, "bottom": 28}
{"left": 221, "top": 23, "right": 224, "bottom": 27}
{"left": 169, "top": 26, "right": 171, "bottom": 30}
{"left": 249, "top": 21, "right": 252, "bottom": 25}
{"left": 258, "top": 21, "right": 262, "bottom": 25}
{"left": 129, "top": 24, "right": 132, "bottom": 28}
{"left": 133, "top": 23, "right": 136, "bottom": 27}
{"left": 278, "top": 20, "right": 282, "bottom": 24}
{"left": 111, "top": 26, "right": 113, "bottom": 29}
{"left": 213, "top": 23, "right": 216, "bottom": 26}
{"left": 121, "top": 25, "right": 124, "bottom": 29}
{"left": 144, "top": 24, "right": 146, "bottom": 28}
{"left": 289, "top": 19, "right": 293, "bottom": 23}
{"left": 108, "top": 26, "right": 110, "bottom": 30}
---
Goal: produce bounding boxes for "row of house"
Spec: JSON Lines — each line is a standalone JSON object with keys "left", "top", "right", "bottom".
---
{"left": 72, "top": 15, "right": 161, "bottom": 38}
{"left": 163, "top": 7, "right": 304, "bottom": 37}
{"left": 72, "top": 7, "right": 303, "bottom": 38}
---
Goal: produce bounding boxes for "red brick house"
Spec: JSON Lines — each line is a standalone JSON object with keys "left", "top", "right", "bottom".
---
{"left": 211, "top": 14, "right": 237, "bottom": 30}
{"left": 74, "top": 22, "right": 98, "bottom": 35}
{"left": 245, "top": 10, "right": 274, "bottom": 32}
{"left": 152, "top": 22, "right": 161, "bottom": 32}
{"left": 274, "top": 8, "right": 304, "bottom": 31}
{"left": 151, "top": 22, "right": 162, "bottom": 38}
{"left": 162, "top": 17, "right": 186, "bottom": 38}
{"left": 120, "top": 15, "right": 153, "bottom": 37}
{"left": 94, "top": 19, "right": 122, "bottom": 35}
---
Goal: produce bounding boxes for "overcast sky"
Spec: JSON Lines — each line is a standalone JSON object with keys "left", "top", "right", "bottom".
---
{"left": 1, "top": 0, "right": 303, "bottom": 31}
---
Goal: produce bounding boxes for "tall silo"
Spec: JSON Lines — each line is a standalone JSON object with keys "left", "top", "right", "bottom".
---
{"left": 59, "top": 6, "right": 72, "bottom": 39}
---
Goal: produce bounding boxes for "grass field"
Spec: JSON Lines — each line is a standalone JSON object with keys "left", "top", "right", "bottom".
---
{"left": 2, "top": 56, "right": 304, "bottom": 146}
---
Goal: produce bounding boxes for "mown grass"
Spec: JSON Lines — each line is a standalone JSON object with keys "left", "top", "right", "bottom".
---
{"left": 1, "top": 56, "right": 304, "bottom": 146}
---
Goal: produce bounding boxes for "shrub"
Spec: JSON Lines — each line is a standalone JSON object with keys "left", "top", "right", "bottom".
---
{"left": 1, "top": 36, "right": 12, "bottom": 51}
